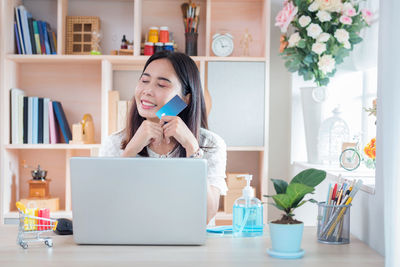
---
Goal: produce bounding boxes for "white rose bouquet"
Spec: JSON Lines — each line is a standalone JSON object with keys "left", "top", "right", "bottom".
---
{"left": 276, "top": 0, "right": 373, "bottom": 86}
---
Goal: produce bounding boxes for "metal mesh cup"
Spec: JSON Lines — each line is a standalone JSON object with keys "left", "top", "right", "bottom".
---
{"left": 317, "top": 201, "right": 351, "bottom": 244}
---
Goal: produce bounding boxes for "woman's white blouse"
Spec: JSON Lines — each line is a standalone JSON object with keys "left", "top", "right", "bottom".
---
{"left": 99, "top": 128, "right": 228, "bottom": 195}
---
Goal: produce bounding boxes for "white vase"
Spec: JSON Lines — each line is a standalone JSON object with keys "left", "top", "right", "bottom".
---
{"left": 300, "top": 87, "right": 326, "bottom": 164}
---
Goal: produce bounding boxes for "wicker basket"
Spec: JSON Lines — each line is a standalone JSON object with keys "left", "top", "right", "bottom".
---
{"left": 66, "top": 16, "right": 100, "bottom": 55}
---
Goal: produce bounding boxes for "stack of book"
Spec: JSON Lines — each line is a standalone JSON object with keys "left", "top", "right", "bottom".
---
{"left": 14, "top": 5, "right": 57, "bottom": 55}
{"left": 10, "top": 88, "right": 72, "bottom": 145}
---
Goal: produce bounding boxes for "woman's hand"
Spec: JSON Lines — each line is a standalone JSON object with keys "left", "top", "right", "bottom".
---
{"left": 122, "top": 120, "right": 163, "bottom": 157}
{"left": 160, "top": 116, "right": 199, "bottom": 157}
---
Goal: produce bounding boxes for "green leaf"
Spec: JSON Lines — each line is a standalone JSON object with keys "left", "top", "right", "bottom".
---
{"left": 308, "top": 198, "right": 318, "bottom": 204}
{"left": 272, "top": 194, "right": 292, "bottom": 210}
{"left": 290, "top": 168, "right": 326, "bottom": 187}
{"left": 269, "top": 203, "right": 285, "bottom": 211}
{"left": 271, "top": 179, "right": 288, "bottom": 194}
{"left": 295, "top": 200, "right": 308, "bottom": 208}
{"left": 286, "top": 183, "right": 314, "bottom": 207}
{"left": 297, "top": 39, "right": 306, "bottom": 49}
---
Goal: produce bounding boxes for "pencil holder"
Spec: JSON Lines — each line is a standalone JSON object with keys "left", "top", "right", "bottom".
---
{"left": 317, "top": 202, "right": 351, "bottom": 244}
{"left": 185, "top": 32, "right": 198, "bottom": 56}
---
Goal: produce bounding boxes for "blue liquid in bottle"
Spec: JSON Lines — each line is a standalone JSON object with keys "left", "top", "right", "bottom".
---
{"left": 232, "top": 198, "right": 264, "bottom": 237}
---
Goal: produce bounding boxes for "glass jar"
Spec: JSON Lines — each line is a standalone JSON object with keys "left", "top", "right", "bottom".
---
{"left": 318, "top": 108, "right": 350, "bottom": 165}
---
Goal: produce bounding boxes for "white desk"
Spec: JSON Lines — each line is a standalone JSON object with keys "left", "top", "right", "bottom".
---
{"left": 0, "top": 226, "right": 384, "bottom": 266}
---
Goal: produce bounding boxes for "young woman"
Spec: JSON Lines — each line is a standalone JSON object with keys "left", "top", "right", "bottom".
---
{"left": 99, "top": 51, "right": 228, "bottom": 224}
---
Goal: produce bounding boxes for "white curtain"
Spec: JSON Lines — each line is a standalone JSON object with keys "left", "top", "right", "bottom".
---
{"left": 351, "top": 0, "right": 380, "bottom": 71}
{"left": 378, "top": 0, "right": 400, "bottom": 266}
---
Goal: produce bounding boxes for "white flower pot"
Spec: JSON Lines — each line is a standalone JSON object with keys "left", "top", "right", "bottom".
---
{"left": 300, "top": 87, "right": 326, "bottom": 164}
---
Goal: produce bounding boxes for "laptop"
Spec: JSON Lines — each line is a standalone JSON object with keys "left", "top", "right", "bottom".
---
{"left": 70, "top": 157, "right": 207, "bottom": 245}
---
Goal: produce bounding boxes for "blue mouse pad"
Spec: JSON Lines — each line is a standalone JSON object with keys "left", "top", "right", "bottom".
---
{"left": 156, "top": 95, "right": 187, "bottom": 119}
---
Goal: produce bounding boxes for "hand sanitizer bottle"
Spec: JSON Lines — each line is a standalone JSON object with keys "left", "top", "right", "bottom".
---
{"left": 232, "top": 175, "right": 264, "bottom": 237}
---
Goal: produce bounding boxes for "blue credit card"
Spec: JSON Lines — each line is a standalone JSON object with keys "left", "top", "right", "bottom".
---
{"left": 156, "top": 95, "right": 188, "bottom": 119}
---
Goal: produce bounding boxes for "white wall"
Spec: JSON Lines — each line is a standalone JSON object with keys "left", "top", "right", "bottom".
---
{"left": 267, "top": 0, "right": 292, "bottom": 222}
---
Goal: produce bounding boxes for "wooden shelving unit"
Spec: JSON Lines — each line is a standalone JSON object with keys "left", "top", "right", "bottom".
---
{"left": 0, "top": 0, "right": 270, "bottom": 224}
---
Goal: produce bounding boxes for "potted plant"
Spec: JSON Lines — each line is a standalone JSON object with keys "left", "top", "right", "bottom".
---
{"left": 264, "top": 168, "right": 326, "bottom": 259}
{"left": 275, "top": 0, "right": 374, "bottom": 163}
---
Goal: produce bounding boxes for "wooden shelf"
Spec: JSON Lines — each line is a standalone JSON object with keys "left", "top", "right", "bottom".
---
{"left": 1, "top": 0, "right": 270, "bottom": 224}
{"left": 5, "top": 144, "right": 101, "bottom": 150}
{"left": 6, "top": 54, "right": 266, "bottom": 64}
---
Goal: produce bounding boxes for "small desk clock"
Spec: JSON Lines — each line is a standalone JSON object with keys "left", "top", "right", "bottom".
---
{"left": 212, "top": 33, "right": 234, "bottom": 57}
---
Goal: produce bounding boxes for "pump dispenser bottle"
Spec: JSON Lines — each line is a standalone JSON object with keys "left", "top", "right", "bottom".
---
{"left": 232, "top": 175, "right": 264, "bottom": 237}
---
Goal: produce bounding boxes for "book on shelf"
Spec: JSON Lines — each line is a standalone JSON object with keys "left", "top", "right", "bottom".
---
{"left": 52, "top": 101, "right": 72, "bottom": 144}
{"left": 47, "top": 23, "right": 56, "bottom": 54}
{"left": 10, "top": 88, "right": 25, "bottom": 144}
{"left": 108, "top": 90, "right": 120, "bottom": 135}
{"left": 15, "top": 6, "right": 25, "bottom": 54}
{"left": 19, "top": 5, "right": 32, "bottom": 55}
{"left": 27, "top": 97, "right": 33, "bottom": 144}
{"left": 48, "top": 100, "right": 60, "bottom": 144}
{"left": 27, "top": 15, "right": 36, "bottom": 54}
{"left": 38, "top": 21, "right": 45, "bottom": 54}
{"left": 33, "top": 20, "right": 42, "bottom": 54}
{"left": 38, "top": 98, "right": 44, "bottom": 144}
{"left": 32, "top": 97, "right": 38, "bottom": 144}
{"left": 43, "top": 98, "right": 50, "bottom": 144}
{"left": 14, "top": 21, "right": 22, "bottom": 54}
{"left": 42, "top": 22, "right": 51, "bottom": 54}
{"left": 10, "top": 88, "right": 73, "bottom": 145}
{"left": 13, "top": 5, "right": 57, "bottom": 55}
{"left": 52, "top": 32, "right": 57, "bottom": 52}
{"left": 23, "top": 96, "right": 28, "bottom": 144}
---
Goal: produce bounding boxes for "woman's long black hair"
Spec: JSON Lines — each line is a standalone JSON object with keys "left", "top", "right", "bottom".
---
{"left": 121, "top": 51, "right": 208, "bottom": 157}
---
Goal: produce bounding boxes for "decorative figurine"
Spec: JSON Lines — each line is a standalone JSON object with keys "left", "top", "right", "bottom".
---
{"left": 91, "top": 30, "right": 102, "bottom": 55}
{"left": 70, "top": 113, "right": 95, "bottom": 144}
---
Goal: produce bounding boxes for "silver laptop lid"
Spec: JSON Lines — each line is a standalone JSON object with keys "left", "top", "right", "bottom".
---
{"left": 70, "top": 157, "right": 207, "bottom": 245}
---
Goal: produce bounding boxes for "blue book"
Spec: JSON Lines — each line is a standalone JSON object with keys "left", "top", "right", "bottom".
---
{"left": 19, "top": 6, "right": 32, "bottom": 54}
{"left": 37, "top": 21, "right": 45, "bottom": 54}
{"left": 42, "top": 22, "right": 51, "bottom": 54}
{"left": 14, "top": 21, "right": 21, "bottom": 54}
{"left": 32, "top": 97, "right": 38, "bottom": 144}
{"left": 15, "top": 6, "right": 25, "bottom": 54}
{"left": 53, "top": 101, "right": 72, "bottom": 143}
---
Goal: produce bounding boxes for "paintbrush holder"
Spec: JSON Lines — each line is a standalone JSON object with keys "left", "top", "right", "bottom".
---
{"left": 317, "top": 202, "right": 351, "bottom": 244}
{"left": 185, "top": 32, "right": 198, "bottom": 56}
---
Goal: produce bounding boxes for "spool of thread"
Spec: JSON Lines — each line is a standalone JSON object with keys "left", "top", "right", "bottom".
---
{"left": 164, "top": 42, "right": 174, "bottom": 51}
{"left": 148, "top": 27, "right": 159, "bottom": 43}
{"left": 159, "top": 26, "right": 169, "bottom": 43}
{"left": 154, "top": 42, "right": 164, "bottom": 53}
{"left": 144, "top": 42, "right": 154, "bottom": 55}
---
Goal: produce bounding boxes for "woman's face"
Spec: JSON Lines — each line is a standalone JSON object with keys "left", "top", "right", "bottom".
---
{"left": 135, "top": 59, "right": 183, "bottom": 122}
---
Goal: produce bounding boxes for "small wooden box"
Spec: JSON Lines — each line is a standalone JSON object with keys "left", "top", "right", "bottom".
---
{"left": 28, "top": 179, "right": 51, "bottom": 198}
{"left": 224, "top": 189, "right": 243, "bottom": 214}
{"left": 19, "top": 198, "right": 60, "bottom": 212}
{"left": 110, "top": 49, "right": 133, "bottom": 55}
{"left": 66, "top": 16, "right": 100, "bottom": 55}
{"left": 226, "top": 173, "right": 248, "bottom": 189}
